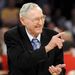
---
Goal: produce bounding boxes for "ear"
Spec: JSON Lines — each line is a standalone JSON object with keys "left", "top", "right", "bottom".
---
{"left": 20, "top": 17, "right": 26, "bottom": 26}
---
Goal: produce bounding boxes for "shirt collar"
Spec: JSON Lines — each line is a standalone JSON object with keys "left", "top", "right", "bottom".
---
{"left": 25, "top": 28, "right": 41, "bottom": 42}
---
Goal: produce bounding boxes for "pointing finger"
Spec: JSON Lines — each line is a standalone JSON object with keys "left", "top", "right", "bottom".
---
{"left": 55, "top": 32, "right": 66, "bottom": 38}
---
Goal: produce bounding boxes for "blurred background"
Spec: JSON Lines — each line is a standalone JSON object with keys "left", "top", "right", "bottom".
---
{"left": 0, "top": 0, "right": 75, "bottom": 75}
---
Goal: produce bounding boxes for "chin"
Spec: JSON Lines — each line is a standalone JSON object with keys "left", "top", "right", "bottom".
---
{"left": 36, "top": 30, "right": 42, "bottom": 34}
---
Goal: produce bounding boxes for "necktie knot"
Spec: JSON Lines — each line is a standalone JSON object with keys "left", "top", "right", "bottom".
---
{"left": 31, "top": 39, "right": 41, "bottom": 50}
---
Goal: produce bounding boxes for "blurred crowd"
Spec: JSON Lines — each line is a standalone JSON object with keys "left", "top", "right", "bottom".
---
{"left": 0, "top": 0, "right": 75, "bottom": 75}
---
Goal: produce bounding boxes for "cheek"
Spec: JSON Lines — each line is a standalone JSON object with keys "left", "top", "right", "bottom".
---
{"left": 28, "top": 25, "right": 35, "bottom": 30}
{"left": 26, "top": 21, "right": 34, "bottom": 29}
{"left": 27, "top": 21, "right": 33, "bottom": 26}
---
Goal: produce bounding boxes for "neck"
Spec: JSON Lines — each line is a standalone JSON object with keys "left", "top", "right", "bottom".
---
{"left": 25, "top": 28, "right": 39, "bottom": 38}
{"left": 28, "top": 31, "right": 38, "bottom": 38}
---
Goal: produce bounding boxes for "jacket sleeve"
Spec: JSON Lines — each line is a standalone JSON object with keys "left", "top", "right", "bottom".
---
{"left": 54, "top": 47, "right": 66, "bottom": 75}
{"left": 4, "top": 32, "right": 48, "bottom": 70}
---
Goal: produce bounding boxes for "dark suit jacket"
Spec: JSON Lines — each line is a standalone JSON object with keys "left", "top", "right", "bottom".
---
{"left": 4, "top": 25, "right": 65, "bottom": 75}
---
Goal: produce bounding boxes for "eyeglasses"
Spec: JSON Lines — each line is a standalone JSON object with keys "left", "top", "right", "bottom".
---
{"left": 27, "top": 15, "right": 46, "bottom": 22}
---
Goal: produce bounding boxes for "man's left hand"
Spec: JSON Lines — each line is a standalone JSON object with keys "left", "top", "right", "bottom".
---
{"left": 48, "top": 64, "right": 66, "bottom": 75}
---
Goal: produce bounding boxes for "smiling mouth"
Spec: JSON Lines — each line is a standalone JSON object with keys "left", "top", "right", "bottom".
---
{"left": 35, "top": 25, "right": 43, "bottom": 28}
{"left": 35, "top": 27, "right": 42, "bottom": 30}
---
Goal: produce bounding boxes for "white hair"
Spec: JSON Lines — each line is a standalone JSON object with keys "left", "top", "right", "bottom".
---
{"left": 19, "top": 3, "right": 42, "bottom": 18}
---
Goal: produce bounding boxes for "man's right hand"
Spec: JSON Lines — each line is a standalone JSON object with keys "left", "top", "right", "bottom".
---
{"left": 45, "top": 32, "right": 66, "bottom": 53}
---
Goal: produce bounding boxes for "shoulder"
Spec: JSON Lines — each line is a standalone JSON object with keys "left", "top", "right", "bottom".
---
{"left": 4, "top": 26, "right": 18, "bottom": 36}
{"left": 4, "top": 26, "right": 19, "bottom": 40}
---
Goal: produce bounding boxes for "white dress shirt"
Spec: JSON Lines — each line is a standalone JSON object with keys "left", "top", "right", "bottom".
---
{"left": 25, "top": 28, "right": 41, "bottom": 42}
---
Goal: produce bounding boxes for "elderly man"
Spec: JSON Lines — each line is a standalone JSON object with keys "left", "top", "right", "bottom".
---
{"left": 4, "top": 3, "right": 66, "bottom": 75}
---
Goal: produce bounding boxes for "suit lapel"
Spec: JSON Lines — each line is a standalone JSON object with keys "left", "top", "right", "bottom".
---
{"left": 18, "top": 25, "right": 33, "bottom": 52}
{"left": 41, "top": 29, "right": 49, "bottom": 47}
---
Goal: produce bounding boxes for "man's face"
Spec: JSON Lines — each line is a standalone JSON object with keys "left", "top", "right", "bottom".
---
{"left": 21, "top": 8, "right": 45, "bottom": 37}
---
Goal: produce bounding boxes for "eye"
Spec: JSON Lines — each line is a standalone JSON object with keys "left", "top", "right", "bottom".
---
{"left": 34, "top": 15, "right": 46, "bottom": 21}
